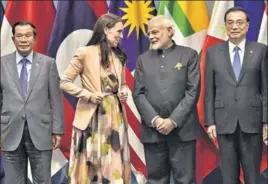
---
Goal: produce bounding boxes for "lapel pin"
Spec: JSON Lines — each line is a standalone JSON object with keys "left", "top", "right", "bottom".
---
{"left": 174, "top": 62, "right": 183, "bottom": 70}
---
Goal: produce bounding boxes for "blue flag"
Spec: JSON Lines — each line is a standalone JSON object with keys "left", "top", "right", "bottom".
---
{"left": 235, "top": 1, "right": 265, "bottom": 41}
{"left": 109, "top": 0, "right": 156, "bottom": 71}
{"left": 0, "top": 2, "right": 4, "bottom": 29}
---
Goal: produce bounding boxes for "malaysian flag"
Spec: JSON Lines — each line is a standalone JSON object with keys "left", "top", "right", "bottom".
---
{"left": 1, "top": 1, "right": 267, "bottom": 183}
{"left": 47, "top": 1, "right": 147, "bottom": 183}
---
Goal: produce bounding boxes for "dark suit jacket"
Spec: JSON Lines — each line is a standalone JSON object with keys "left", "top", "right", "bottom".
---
{"left": 133, "top": 44, "right": 201, "bottom": 143}
{"left": 204, "top": 41, "right": 268, "bottom": 134}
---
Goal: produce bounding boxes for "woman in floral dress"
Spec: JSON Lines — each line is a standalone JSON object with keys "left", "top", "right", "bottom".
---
{"left": 60, "top": 13, "right": 130, "bottom": 184}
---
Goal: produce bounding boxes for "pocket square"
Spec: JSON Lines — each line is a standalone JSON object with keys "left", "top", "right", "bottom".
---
{"left": 174, "top": 62, "right": 183, "bottom": 70}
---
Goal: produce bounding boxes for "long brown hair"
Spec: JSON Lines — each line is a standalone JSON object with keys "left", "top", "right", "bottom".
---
{"left": 87, "top": 13, "right": 127, "bottom": 68}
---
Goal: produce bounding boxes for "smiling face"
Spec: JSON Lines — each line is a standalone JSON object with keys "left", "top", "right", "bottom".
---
{"left": 225, "top": 10, "right": 249, "bottom": 44}
{"left": 12, "top": 25, "right": 36, "bottom": 57}
{"left": 147, "top": 20, "right": 173, "bottom": 50}
{"left": 105, "top": 22, "right": 124, "bottom": 48}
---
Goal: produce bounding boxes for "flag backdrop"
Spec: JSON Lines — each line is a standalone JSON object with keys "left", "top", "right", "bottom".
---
{"left": 0, "top": 0, "right": 267, "bottom": 184}
{"left": 0, "top": 2, "right": 4, "bottom": 28}
{"left": 199, "top": 1, "right": 268, "bottom": 183}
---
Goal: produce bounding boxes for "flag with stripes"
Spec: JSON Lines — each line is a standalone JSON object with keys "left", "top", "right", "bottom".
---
{"left": 1, "top": 1, "right": 267, "bottom": 183}
{"left": 47, "top": 0, "right": 149, "bottom": 183}
{"left": 108, "top": 1, "right": 157, "bottom": 183}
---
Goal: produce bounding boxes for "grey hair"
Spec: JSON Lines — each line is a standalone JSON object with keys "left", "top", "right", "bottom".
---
{"left": 148, "top": 15, "right": 175, "bottom": 37}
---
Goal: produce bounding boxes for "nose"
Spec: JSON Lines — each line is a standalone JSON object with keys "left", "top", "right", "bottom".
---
{"left": 119, "top": 32, "right": 123, "bottom": 39}
{"left": 148, "top": 33, "right": 154, "bottom": 41}
{"left": 232, "top": 23, "right": 239, "bottom": 29}
{"left": 19, "top": 39, "right": 28, "bottom": 43}
{"left": 19, "top": 36, "right": 28, "bottom": 42}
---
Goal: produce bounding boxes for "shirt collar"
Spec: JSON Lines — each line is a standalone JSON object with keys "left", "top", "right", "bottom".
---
{"left": 16, "top": 51, "right": 33, "bottom": 65}
{"left": 229, "top": 38, "right": 246, "bottom": 52}
{"left": 157, "top": 40, "right": 176, "bottom": 54}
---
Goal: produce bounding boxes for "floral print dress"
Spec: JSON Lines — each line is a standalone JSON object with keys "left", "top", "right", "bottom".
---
{"left": 68, "top": 69, "right": 130, "bottom": 184}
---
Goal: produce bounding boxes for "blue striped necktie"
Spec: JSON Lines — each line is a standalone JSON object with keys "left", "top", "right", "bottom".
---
{"left": 20, "top": 58, "right": 29, "bottom": 97}
{"left": 233, "top": 46, "right": 241, "bottom": 80}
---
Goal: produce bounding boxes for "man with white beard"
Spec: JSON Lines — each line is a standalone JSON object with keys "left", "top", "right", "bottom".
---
{"left": 133, "top": 15, "right": 202, "bottom": 184}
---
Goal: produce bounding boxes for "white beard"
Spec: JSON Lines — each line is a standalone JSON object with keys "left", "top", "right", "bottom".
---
{"left": 151, "top": 43, "right": 162, "bottom": 50}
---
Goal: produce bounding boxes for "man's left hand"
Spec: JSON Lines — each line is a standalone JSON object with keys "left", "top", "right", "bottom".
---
{"left": 52, "top": 135, "right": 62, "bottom": 149}
{"left": 156, "top": 118, "right": 175, "bottom": 135}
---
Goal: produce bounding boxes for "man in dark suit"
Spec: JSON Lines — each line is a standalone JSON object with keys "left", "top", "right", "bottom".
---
{"left": 133, "top": 15, "right": 201, "bottom": 184}
{"left": 0, "top": 21, "right": 64, "bottom": 184}
{"left": 204, "top": 7, "right": 268, "bottom": 184}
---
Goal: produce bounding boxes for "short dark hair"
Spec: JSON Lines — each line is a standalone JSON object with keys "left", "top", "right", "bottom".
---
{"left": 224, "top": 7, "right": 250, "bottom": 22}
{"left": 12, "top": 21, "right": 37, "bottom": 36}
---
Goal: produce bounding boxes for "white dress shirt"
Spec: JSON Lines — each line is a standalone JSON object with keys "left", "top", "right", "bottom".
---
{"left": 16, "top": 51, "right": 33, "bottom": 83}
{"left": 228, "top": 39, "right": 246, "bottom": 66}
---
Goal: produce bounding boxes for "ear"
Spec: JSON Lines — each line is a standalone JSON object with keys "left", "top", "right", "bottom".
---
{"left": 167, "top": 27, "right": 173, "bottom": 37}
{"left": 12, "top": 36, "right": 15, "bottom": 42}
{"left": 246, "top": 22, "right": 250, "bottom": 31}
{"left": 104, "top": 27, "right": 109, "bottom": 35}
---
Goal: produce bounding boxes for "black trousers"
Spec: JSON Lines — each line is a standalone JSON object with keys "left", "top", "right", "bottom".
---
{"left": 144, "top": 139, "right": 196, "bottom": 184}
{"left": 218, "top": 124, "right": 262, "bottom": 184}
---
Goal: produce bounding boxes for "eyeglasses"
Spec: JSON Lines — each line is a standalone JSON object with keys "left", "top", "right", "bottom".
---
{"left": 226, "top": 21, "right": 247, "bottom": 28}
{"left": 14, "top": 33, "right": 34, "bottom": 40}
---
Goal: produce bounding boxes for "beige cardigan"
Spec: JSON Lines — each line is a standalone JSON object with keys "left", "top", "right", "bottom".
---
{"left": 60, "top": 45, "right": 127, "bottom": 130}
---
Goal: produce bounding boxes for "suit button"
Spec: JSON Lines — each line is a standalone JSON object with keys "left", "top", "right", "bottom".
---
{"left": 235, "top": 97, "right": 239, "bottom": 101}
{"left": 160, "top": 65, "right": 164, "bottom": 68}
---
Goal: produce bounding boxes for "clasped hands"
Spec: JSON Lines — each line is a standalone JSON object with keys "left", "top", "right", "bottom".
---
{"left": 89, "top": 91, "right": 128, "bottom": 104}
{"left": 153, "top": 117, "right": 175, "bottom": 135}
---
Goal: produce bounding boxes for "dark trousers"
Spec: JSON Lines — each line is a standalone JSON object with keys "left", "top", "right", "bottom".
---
{"left": 144, "top": 139, "right": 196, "bottom": 184}
{"left": 218, "top": 124, "right": 262, "bottom": 184}
{"left": 3, "top": 123, "right": 52, "bottom": 184}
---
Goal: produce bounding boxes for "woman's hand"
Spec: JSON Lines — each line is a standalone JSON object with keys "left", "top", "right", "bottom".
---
{"left": 89, "top": 92, "right": 104, "bottom": 104}
{"left": 118, "top": 91, "right": 128, "bottom": 103}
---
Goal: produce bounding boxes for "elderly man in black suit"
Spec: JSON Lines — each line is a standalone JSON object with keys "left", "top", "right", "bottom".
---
{"left": 133, "top": 15, "right": 202, "bottom": 184}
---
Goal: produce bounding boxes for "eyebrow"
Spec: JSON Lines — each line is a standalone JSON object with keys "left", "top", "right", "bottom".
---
{"left": 227, "top": 18, "right": 245, "bottom": 21}
{"left": 148, "top": 28, "right": 159, "bottom": 32}
{"left": 15, "top": 32, "right": 34, "bottom": 35}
